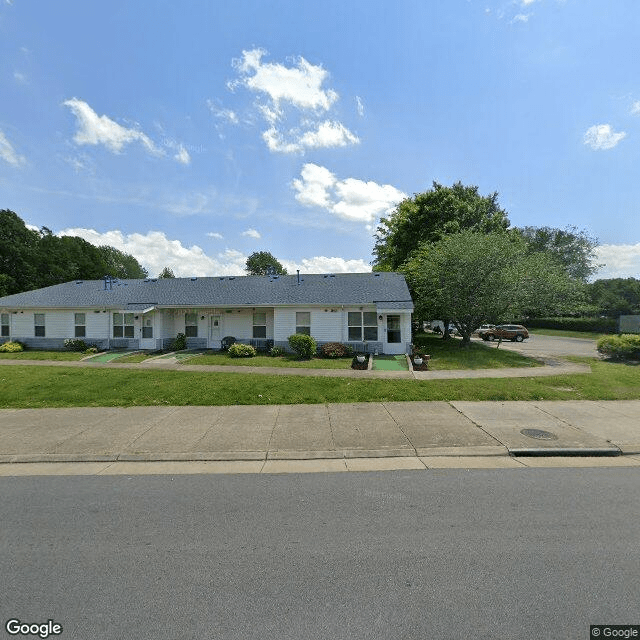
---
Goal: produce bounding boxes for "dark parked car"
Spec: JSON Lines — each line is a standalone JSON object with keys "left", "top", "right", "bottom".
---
{"left": 481, "top": 324, "right": 529, "bottom": 342}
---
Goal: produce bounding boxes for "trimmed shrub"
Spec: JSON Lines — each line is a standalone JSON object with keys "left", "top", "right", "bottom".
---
{"left": 269, "top": 345, "right": 287, "bottom": 357}
{"left": 64, "top": 338, "right": 88, "bottom": 351}
{"left": 288, "top": 333, "right": 317, "bottom": 359}
{"left": 171, "top": 332, "right": 187, "bottom": 351}
{"left": 0, "top": 340, "right": 24, "bottom": 353}
{"left": 228, "top": 342, "right": 257, "bottom": 358}
{"left": 526, "top": 317, "right": 618, "bottom": 334}
{"left": 597, "top": 334, "right": 640, "bottom": 360}
{"left": 319, "top": 342, "right": 352, "bottom": 358}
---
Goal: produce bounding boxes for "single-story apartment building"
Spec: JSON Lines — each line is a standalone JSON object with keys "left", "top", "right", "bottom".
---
{"left": 0, "top": 272, "right": 414, "bottom": 354}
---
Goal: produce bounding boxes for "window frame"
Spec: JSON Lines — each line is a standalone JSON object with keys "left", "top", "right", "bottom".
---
{"left": 253, "top": 311, "right": 267, "bottom": 339}
{"left": 113, "top": 312, "right": 134, "bottom": 338}
{"left": 348, "top": 311, "right": 378, "bottom": 342}
{"left": 34, "top": 313, "right": 45, "bottom": 337}
{"left": 74, "top": 313, "right": 86, "bottom": 338}
{"left": 185, "top": 313, "right": 198, "bottom": 338}
{"left": 1, "top": 313, "right": 9, "bottom": 337}
{"left": 295, "top": 311, "right": 311, "bottom": 336}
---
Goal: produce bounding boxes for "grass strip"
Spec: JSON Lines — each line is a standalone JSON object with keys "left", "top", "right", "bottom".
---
{"left": 0, "top": 351, "right": 87, "bottom": 361}
{"left": 1, "top": 360, "right": 638, "bottom": 408}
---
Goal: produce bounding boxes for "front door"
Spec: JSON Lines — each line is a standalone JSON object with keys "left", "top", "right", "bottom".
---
{"left": 140, "top": 314, "right": 155, "bottom": 349}
{"left": 209, "top": 315, "right": 221, "bottom": 348}
{"left": 385, "top": 315, "right": 403, "bottom": 354}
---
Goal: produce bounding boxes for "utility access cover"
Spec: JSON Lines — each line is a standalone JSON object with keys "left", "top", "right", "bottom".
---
{"left": 520, "top": 428, "right": 558, "bottom": 441}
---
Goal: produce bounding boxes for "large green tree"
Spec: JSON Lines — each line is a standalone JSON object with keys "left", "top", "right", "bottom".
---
{"left": 373, "top": 182, "right": 511, "bottom": 271}
{"left": 403, "top": 231, "right": 579, "bottom": 346}
{"left": 515, "top": 225, "right": 599, "bottom": 282}
{"left": 0, "top": 210, "right": 147, "bottom": 295}
{"left": 587, "top": 278, "right": 640, "bottom": 317}
{"left": 245, "top": 251, "right": 287, "bottom": 276}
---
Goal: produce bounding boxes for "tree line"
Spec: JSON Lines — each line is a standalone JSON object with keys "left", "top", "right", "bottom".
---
{"left": 372, "top": 182, "right": 636, "bottom": 345}
{"left": 0, "top": 209, "right": 147, "bottom": 296}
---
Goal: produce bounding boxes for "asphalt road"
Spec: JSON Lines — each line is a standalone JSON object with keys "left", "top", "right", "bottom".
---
{"left": 473, "top": 332, "right": 599, "bottom": 359}
{"left": 2, "top": 469, "right": 639, "bottom": 640}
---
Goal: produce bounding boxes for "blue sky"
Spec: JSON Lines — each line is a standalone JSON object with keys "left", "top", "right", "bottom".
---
{"left": 1, "top": 0, "right": 639, "bottom": 279}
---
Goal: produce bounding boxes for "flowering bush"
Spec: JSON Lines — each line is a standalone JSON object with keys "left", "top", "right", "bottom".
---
{"left": 0, "top": 340, "right": 23, "bottom": 353}
{"left": 319, "top": 342, "right": 352, "bottom": 358}
{"left": 228, "top": 342, "right": 257, "bottom": 358}
{"left": 64, "top": 338, "right": 88, "bottom": 351}
{"left": 269, "top": 345, "right": 287, "bottom": 357}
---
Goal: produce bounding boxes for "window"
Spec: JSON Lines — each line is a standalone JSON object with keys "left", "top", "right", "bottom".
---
{"left": 113, "top": 313, "right": 134, "bottom": 338}
{"left": 185, "top": 313, "right": 198, "bottom": 337}
{"left": 295, "top": 312, "right": 311, "bottom": 335}
{"left": 34, "top": 313, "right": 45, "bottom": 337}
{"left": 253, "top": 312, "right": 267, "bottom": 339}
{"left": 1, "top": 313, "right": 9, "bottom": 337}
{"left": 348, "top": 312, "right": 377, "bottom": 341}
{"left": 74, "top": 313, "right": 86, "bottom": 338}
{"left": 387, "top": 315, "right": 401, "bottom": 343}
{"left": 142, "top": 317, "right": 153, "bottom": 339}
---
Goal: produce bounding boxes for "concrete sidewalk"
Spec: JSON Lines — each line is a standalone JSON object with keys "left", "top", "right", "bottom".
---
{"left": 1, "top": 401, "right": 639, "bottom": 471}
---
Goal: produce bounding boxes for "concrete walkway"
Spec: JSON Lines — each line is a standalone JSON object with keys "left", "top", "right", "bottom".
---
{"left": 1, "top": 401, "right": 639, "bottom": 476}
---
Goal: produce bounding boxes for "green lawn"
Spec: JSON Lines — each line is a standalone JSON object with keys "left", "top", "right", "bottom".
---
{"left": 413, "top": 334, "right": 541, "bottom": 369}
{"left": 1, "top": 359, "right": 639, "bottom": 408}
{"left": 182, "top": 352, "right": 353, "bottom": 369}
{"left": 0, "top": 351, "right": 88, "bottom": 361}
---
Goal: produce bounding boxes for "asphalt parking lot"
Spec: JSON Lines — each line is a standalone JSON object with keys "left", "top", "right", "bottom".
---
{"left": 473, "top": 332, "right": 599, "bottom": 359}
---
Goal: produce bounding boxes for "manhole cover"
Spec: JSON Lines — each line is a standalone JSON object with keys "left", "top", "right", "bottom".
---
{"left": 520, "top": 428, "right": 558, "bottom": 440}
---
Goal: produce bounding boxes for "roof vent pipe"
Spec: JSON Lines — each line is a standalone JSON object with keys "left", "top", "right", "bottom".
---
{"left": 297, "top": 270, "right": 300, "bottom": 285}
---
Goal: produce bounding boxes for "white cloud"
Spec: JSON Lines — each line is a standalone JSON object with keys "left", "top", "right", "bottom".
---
{"left": 298, "top": 120, "right": 359, "bottom": 150}
{"left": 241, "top": 228, "right": 261, "bottom": 239}
{"left": 207, "top": 232, "right": 224, "bottom": 239}
{"left": 13, "top": 71, "right": 27, "bottom": 84}
{"left": 0, "top": 129, "right": 26, "bottom": 166}
{"left": 229, "top": 48, "right": 358, "bottom": 154}
{"left": 584, "top": 124, "right": 627, "bottom": 150}
{"left": 511, "top": 12, "right": 532, "bottom": 23}
{"left": 356, "top": 96, "right": 365, "bottom": 116}
{"left": 206, "top": 99, "right": 239, "bottom": 124}
{"left": 63, "top": 98, "right": 162, "bottom": 156}
{"left": 631, "top": 101, "right": 640, "bottom": 115}
{"left": 55, "top": 226, "right": 372, "bottom": 278}
{"left": 174, "top": 145, "right": 191, "bottom": 165}
{"left": 263, "top": 120, "right": 359, "bottom": 154}
{"left": 231, "top": 48, "right": 338, "bottom": 116}
{"left": 57, "top": 228, "right": 248, "bottom": 277}
{"left": 594, "top": 244, "right": 640, "bottom": 279}
{"left": 292, "top": 163, "right": 406, "bottom": 225}
{"left": 283, "top": 256, "right": 371, "bottom": 274}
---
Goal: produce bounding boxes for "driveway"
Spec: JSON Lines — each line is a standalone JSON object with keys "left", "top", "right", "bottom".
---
{"left": 473, "top": 332, "right": 599, "bottom": 360}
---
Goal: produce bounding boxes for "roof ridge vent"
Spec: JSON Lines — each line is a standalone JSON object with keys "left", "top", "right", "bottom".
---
{"left": 190, "top": 277, "right": 197, "bottom": 281}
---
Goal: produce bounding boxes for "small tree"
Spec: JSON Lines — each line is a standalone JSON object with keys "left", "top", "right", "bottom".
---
{"left": 403, "top": 231, "right": 579, "bottom": 347}
{"left": 158, "top": 266, "right": 176, "bottom": 278}
{"left": 245, "top": 251, "right": 287, "bottom": 276}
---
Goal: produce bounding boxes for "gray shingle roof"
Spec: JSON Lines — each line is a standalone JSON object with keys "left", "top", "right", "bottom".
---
{"left": 0, "top": 273, "right": 413, "bottom": 310}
